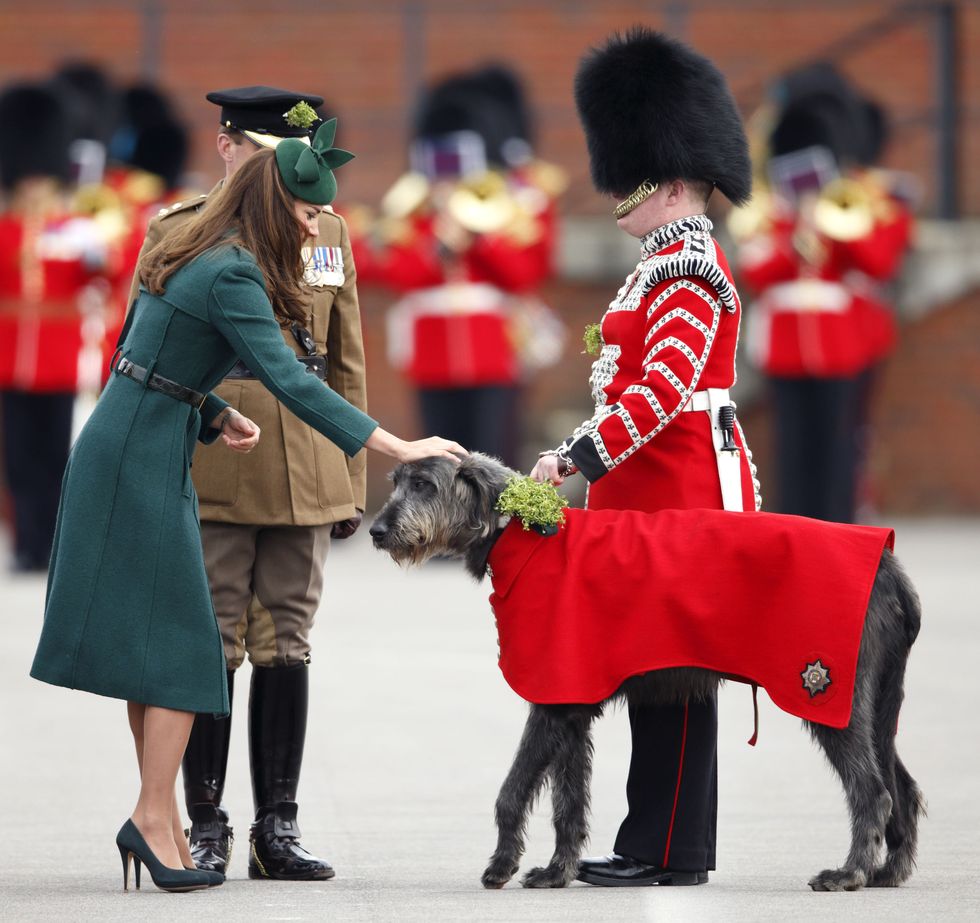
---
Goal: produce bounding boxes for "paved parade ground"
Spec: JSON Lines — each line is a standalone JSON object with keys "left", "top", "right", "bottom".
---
{"left": 1, "top": 517, "right": 979, "bottom": 922}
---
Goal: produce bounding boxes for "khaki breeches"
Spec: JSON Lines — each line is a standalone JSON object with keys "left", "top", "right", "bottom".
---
{"left": 200, "top": 521, "right": 331, "bottom": 669}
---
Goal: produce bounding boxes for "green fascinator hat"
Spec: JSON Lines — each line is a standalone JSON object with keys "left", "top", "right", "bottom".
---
{"left": 275, "top": 118, "right": 354, "bottom": 205}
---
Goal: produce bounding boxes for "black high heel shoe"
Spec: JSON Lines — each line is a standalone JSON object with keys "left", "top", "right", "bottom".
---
{"left": 116, "top": 819, "right": 215, "bottom": 892}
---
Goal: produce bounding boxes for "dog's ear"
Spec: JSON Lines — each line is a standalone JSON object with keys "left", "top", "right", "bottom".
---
{"left": 455, "top": 454, "right": 505, "bottom": 535}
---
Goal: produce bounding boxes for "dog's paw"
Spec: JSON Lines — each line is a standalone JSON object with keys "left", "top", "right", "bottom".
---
{"left": 482, "top": 861, "right": 519, "bottom": 889}
{"left": 808, "top": 867, "right": 868, "bottom": 891}
{"left": 867, "top": 865, "right": 902, "bottom": 888}
{"left": 521, "top": 864, "right": 573, "bottom": 889}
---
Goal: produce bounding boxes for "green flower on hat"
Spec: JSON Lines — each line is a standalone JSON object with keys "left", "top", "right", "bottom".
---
{"left": 275, "top": 118, "right": 354, "bottom": 205}
{"left": 283, "top": 101, "right": 318, "bottom": 130}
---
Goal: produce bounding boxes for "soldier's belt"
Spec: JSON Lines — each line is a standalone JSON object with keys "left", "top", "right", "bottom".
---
{"left": 114, "top": 357, "right": 207, "bottom": 408}
{"left": 224, "top": 355, "right": 327, "bottom": 381}
{"left": 682, "top": 387, "right": 744, "bottom": 512}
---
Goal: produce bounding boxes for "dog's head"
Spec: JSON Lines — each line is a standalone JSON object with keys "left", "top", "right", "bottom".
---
{"left": 369, "top": 453, "right": 514, "bottom": 567}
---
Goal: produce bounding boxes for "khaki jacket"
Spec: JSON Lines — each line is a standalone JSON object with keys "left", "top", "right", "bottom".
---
{"left": 128, "top": 187, "right": 368, "bottom": 526}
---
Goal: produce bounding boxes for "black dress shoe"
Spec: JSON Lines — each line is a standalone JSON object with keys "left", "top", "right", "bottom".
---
{"left": 248, "top": 801, "right": 335, "bottom": 881}
{"left": 187, "top": 803, "right": 234, "bottom": 876}
{"left": 577, "top": 853, "right": 708, "bottom": 887}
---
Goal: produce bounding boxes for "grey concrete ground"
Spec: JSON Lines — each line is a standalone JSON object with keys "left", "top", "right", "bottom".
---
{"left": 1, "top": 518, "right": 978, "bottom": 922}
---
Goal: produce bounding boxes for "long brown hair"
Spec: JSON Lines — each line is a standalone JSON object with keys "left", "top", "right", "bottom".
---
{"left": 140, "top": 149, "right": 311, "bottom": 323}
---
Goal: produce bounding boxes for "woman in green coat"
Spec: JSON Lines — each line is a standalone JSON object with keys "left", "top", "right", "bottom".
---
{"left": 31, "top": 121, "right": 463, "bottom": 892}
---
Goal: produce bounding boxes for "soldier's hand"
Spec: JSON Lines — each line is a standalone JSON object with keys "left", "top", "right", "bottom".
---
{"left": 331, "top": 510, "right": 363, "bottom": 540}
{"left": 530, "top": 454, "right": 564, "bottom": 485}
{"left": 221, "top": 410, "right": 260, "bottom": 453}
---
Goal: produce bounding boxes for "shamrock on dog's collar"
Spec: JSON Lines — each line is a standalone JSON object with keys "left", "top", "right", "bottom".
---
{"left": 496, "top": 476, "right": 569, "bottom": 536}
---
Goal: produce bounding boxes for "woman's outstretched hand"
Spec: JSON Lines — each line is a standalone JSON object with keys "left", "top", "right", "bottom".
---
{"left": 221, "top": 410, "right": 261, "bottom": 453}
{"left": 397, "top": 436, "right": 467, "bottom": 464}
{"left": 365, "top": 427, "right": 466, "bottom": 464}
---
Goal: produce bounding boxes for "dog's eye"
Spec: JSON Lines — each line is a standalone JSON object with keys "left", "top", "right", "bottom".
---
{"left": 412, "top": 478, "right": 432, "bottom": 493}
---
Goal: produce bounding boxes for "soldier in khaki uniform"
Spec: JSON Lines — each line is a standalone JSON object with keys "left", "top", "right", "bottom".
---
{"left": 127, "top": 86, "right": 365, "bottom": 881}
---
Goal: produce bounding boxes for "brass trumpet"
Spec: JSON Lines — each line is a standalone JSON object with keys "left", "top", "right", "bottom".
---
{"left": 446, "top": 171, "right": 517, "bottom": 235}
{"left": 812, "top": 177, "right": 874, "bottom": 242}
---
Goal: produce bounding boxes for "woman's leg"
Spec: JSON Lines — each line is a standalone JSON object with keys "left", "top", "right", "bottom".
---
{"left": 127, "top": 703, "right": 196, "bottom": 867}
{"left": 129, "top": 704, "right": 196, "bottom": 869}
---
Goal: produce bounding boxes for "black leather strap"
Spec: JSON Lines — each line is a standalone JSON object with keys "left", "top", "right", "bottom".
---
{"left": 224, "top": 355, "right": 327, "bottom": 381}
{"left": 114, "top": 357, "right": 207, "bottom": 408}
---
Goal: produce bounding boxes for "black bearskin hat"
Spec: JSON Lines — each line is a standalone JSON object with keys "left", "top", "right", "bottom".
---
{"left": 52, "top": 61, "right": 119, "bottom": 144}
{"left": 0, "top": 83, "right": 71, "bottom": 191}
{"left": 574, "top": 27, "right": 751, "bottom": 204}
{"left": 769, "top": 62, "right": 876, "bottom": 168}
{"left": 414, "top": 64, "right": 532, "bottom": 167}
{"left": 109, "top": 83, "right": 188, "bottom": 188}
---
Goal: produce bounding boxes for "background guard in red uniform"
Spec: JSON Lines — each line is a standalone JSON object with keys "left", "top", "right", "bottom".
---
{"left": 357, "top": 66, "right": 561, "bottom": 468}
{"left": 0, "top": 81, "right": 118, "bottom": 572}
{"left": 531, "top": 28, "right": 758, "bottom": 887}
{"left": 735, "top": 63, "right": 913, "bottom": 523}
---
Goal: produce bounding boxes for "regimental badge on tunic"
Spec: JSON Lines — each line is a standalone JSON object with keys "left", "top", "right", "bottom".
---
{"left": 302, "top": 245, "right": 345, "bottom": 287}
{"left": 801, "top": 659, "right": 831, "bottom": 697}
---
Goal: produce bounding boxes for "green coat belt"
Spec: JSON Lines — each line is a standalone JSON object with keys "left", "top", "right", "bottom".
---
{"left": 31, "top": 244, "right": 378, "bottom": 714}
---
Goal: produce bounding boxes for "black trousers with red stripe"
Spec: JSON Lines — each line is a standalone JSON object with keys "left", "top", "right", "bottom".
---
{"left": 613, "top": 695, "right": 718, "bottom": 872}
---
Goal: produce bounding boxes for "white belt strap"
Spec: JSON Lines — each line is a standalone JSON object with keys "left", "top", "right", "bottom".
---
{"left": 682, "top": 388, "right": 744, "bottom": 512}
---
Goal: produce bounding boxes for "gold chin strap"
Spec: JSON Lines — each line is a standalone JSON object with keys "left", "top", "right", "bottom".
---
{"left": 613, "top": 180, "right": 658, "bottom": 219}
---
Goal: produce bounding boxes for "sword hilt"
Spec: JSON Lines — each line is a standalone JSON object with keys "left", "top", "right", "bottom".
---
{"left": 718, "top": 404, "right": 738, "bottom": 453}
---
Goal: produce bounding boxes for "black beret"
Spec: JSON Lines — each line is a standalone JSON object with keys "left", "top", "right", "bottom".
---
{"left": 206, "top": 85, "right": 325, "bottom": 147}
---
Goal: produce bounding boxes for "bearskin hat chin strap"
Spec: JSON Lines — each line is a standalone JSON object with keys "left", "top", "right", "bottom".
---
{"left": 613, "top": 179, "right": 658, "bottom": 219}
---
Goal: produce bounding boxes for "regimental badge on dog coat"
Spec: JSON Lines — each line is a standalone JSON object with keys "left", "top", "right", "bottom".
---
{"left": 487, "top": 508, "right": 894, "bottom": 728}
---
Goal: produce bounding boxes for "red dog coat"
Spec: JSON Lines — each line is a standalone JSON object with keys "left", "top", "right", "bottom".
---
{"left": 487, "top": 508, "right": 894, "bottom": 729}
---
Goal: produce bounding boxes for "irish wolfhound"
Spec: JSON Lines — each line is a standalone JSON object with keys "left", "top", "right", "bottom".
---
{"left": 369, "top": 453, "right": 923, "bottom": 892}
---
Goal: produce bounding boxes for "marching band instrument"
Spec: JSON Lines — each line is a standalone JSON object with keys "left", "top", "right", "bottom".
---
{"left": 812, "top": 176, "right": 874, "bottom": 242}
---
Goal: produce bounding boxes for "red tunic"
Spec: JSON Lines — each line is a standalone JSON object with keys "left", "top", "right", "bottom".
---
{"left": 361, "top": 201, "right": 556, "bottom": 389}
{"left": 561, "top": 215, "right": 758, "bottom": 514}
{"left": 0, "top": 213, "right": 114, "bottom": 393}
{"left": 739, "top": 198, "right": 912, "bottom": 378}
{"left": 487, "top": 508, "right": 894, "bottom": 728}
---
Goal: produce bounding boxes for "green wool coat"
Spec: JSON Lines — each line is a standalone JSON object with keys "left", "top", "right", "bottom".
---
{"left": 30, "top": 244, "right": 378, "bottom": 714}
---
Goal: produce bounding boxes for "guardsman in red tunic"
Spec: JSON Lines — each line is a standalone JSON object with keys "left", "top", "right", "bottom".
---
{"left": 360, "top": 66, "right": 559, "bottom": 467}
{"left": 0, "top": 83, "right": 116, "bottom": 572}
{"left": 736, "top": 64, "right": 912, "bottom": 522}
{"left": 531, "top": 29, "right": 757, "bottom": 886}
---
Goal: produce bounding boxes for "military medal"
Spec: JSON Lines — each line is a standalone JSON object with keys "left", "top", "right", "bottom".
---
{"left": 302, "top": 245, "right": 344, "bottom": 287}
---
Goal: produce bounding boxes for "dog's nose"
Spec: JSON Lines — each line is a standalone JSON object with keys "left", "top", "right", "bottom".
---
{"left": 368, "top": 521, "right": 387, "bottom": 541}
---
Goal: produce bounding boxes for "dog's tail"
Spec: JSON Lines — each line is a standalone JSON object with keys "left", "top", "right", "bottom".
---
{"left": 870, "top": 551, "right": 926, "bottom": 887}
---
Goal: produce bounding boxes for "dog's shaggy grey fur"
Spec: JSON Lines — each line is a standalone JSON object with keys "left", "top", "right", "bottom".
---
{"left": 370, "top": 453, "right": 924, "bottom": 892}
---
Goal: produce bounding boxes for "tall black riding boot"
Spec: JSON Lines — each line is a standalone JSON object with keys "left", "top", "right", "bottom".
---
{"left": 182, "top": 669, "right": 235, "bottom": 875}
{"left": 248, "top": 662, "right": 335, "bottom": 881}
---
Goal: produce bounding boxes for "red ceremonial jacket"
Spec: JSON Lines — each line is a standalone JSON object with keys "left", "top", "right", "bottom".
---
{"left": 559, "top": 215, "right": 758, "bottom": 514}
{"left": 487, "top": 508, "right": 894, "bottom": 728}
{"left": 0, "top": 212, "right": 116, "bottom": 393}
{"left": 739, "top": 195, "right": 912, "bottom": 378}
{"left": 361, "top": 202, "right": 555, "bottom": 388}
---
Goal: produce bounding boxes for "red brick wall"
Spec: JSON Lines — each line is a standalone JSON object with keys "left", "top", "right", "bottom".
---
{"left": 1, "top": 0, "right": 977, "bottom": 216}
